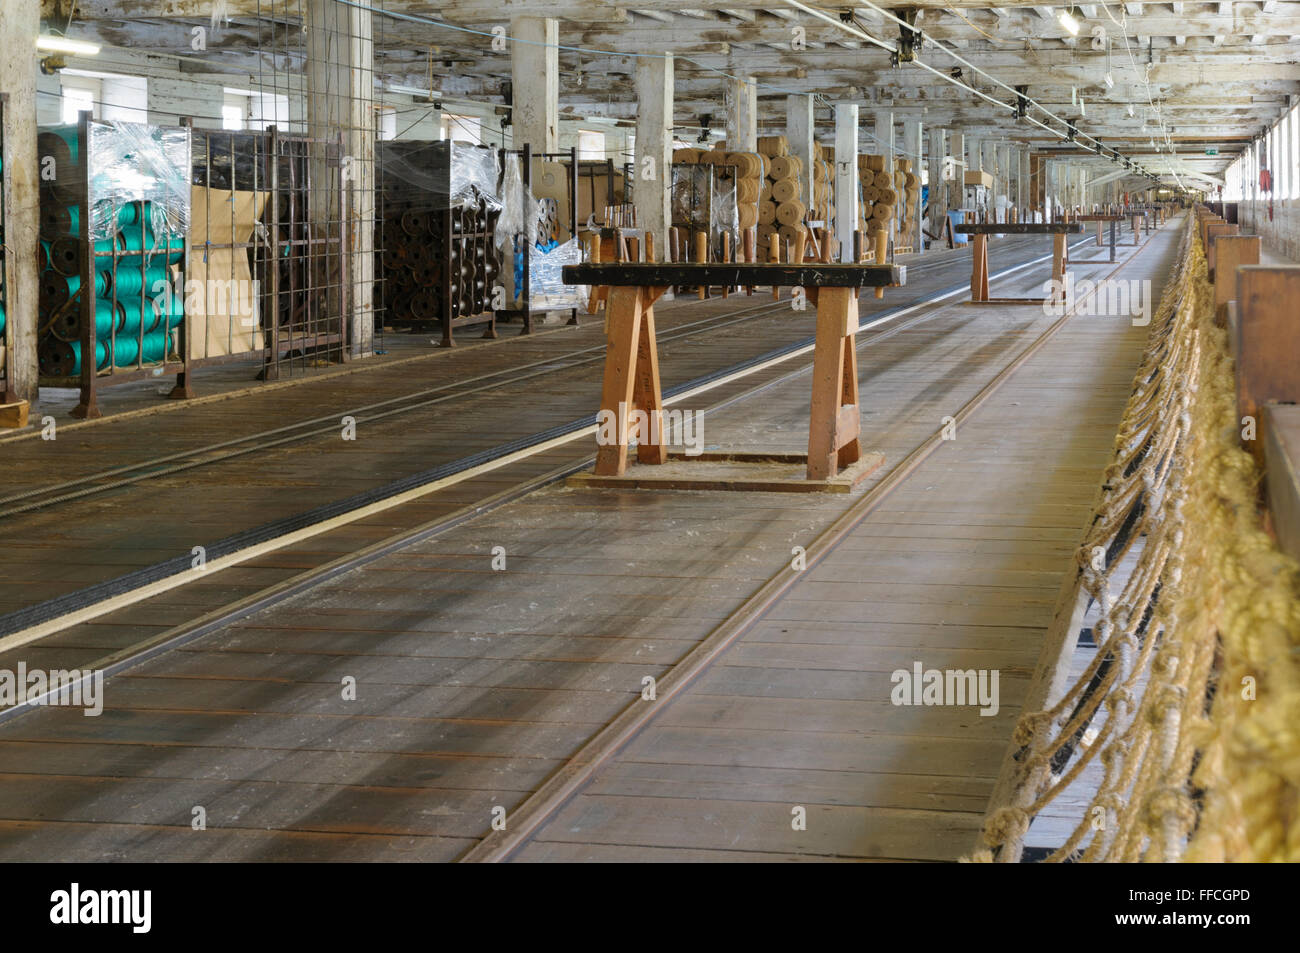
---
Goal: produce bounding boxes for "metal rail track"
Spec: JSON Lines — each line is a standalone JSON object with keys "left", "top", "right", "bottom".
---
{"left": 0, "top": 234, "right": 1071, "bottom": 518}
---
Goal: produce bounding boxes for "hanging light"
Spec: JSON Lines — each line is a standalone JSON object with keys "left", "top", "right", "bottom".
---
{"left": 1059, "top": 7, "right": 1081, "bottom": 36}
{"left": 36, "top": 35, "right": 100, "bottom": 56}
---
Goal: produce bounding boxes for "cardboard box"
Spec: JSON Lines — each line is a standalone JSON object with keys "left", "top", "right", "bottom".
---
{"left": 188, "top": 186, "right": 269, "bottom": 360}
{"left": 964, "top": 170, "right": 994, "bottom": 189}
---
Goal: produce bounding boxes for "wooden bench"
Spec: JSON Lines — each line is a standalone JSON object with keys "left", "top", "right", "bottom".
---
{"left": 954, "top": 222, "right": 1083, "bottom": 305}
{"left": 563, "top": 260, "right": 904, "bottom": 482}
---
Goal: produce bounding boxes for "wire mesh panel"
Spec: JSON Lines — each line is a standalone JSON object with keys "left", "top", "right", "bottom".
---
{"left": 250, "top": 0, "right": 372, "bottom": 376}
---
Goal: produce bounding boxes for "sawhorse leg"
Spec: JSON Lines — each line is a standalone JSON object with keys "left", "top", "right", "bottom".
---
{"left": 1051, "top": 233, "right": 1067, "bottom": 304}
{"left": 595, "top": 285, "right": 667, "bottom": 476}
{"left": 1109, "top": 220, "right": 1117, "bottom": 263}
{"left": 970, "top": 233, "right": 989, "bottom": 303}
{"left": 807, "top": 287, "right": 861, "bottom": 481}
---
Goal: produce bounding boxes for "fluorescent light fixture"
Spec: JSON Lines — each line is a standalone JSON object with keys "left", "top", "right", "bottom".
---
{"left": 1127, "top": 103, "right": 1135, "bottom": 117}
{"left": 383, "top": 82, "right": 442, "bottom": 99}
{"left": 1079, "top": 97, "right": 1086, "bottom": 117}
{"left": 1059, "top": 9, "right": 1081, "bottom": 35}
{"left": 1103, "top": 72, "right": 1114, "bottom": 89}
{"left": 37, "top": 35, "right": 100, "bottom": 56}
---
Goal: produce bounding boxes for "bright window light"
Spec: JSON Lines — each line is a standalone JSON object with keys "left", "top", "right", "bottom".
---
{"left": 221, "top": 104, "right": 244, "bottom": 131}
{"left": 61, "top": 86, "right": 95, "bottom": 124}
{"left": 1059, "top": 9, "right": 1081, "bottom": 35}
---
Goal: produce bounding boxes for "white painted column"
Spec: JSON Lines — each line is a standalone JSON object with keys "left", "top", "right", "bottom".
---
{"left": 634, "top": 53, "right": 674, "bottom": 260}
{"left": 903, "top": 118, "right": 923, "bottom": 252}
{"left": 967, "top": 136, "right": 983, "bottom": 172}
{"left": 834, "top": 103, "right": 859, "bottom": 263}
{"left": 511, "top": 17, "right": 559, "bottom": 154}
{"left": 307, "top": 0, "right": 375, "bottom": 358}
{"left": 786, "top": 93, "right": 815, "bottom": 209}
{"left": 0, "top": 2, "right": 38, "bottom": 403}
{"left": 949, "top": 130, "right": 965, "bottom": 211}
{"left": 727, "top": 76, "right": 757, "bottom": 152}
{"left": 928, "top": 127, "right": 947, "bottom": 247}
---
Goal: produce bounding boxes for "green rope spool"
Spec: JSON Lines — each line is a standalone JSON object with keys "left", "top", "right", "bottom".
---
{"left": 108, "top": 331, "right": 169, "bottom": 368}
{"left": 39, "top": 241, "right": 51, "bottom": 270}
{"left": 41, "top": 203, "right": 81, "bottom": 238}
{"left": 118, "top": 299, "right": 162, "bottom": 335}
{"left": 0, "top": 302, "right": 6, "bottom": 338}
{"left": 115, "top": 229, "right": 184, "bottom": 265}
{"left": 109, "top": 263, "right": 170, "bottom": 298}
{"left": 94, "top": 300, "right": 124, "bottom": 336}
{"left": 49, "top": 237, "right": 80, "bottom": 276}
{"left": 152, "top": 293, "right": 184, "bottom": 330}
{"left": 68, "top": 338, "right": 110, "bottom": 375}
{"left": 115, "top": 200, "right": 152, "bottom": 229}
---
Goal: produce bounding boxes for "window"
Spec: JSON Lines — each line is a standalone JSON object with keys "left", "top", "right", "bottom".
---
{"left": 577, "top": 129, "right": 605, "bottom": 160}
{"left": 376, "top": 105, "right": 397, "bottom": 141}
{"left": 440, "top": 113, "right": 481, "bottom": 145}
{"left": 222, "top": 91, "right": 249, "bottom": 131}
{"left": 61, "top": 85, "right": 96, "bottom": 123}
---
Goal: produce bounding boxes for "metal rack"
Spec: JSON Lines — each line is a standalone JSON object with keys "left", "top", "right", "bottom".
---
{"left": 187, "top": 125, "right": 355, "bottom": 381}
{"left": 377, "top": 139, "right": 501, "bottom": 347}
{"left": 36, "top": 114, "right": 194, "bottom": 419}
{"left": 495, "top": 143, "right": 580, "bottom": 334}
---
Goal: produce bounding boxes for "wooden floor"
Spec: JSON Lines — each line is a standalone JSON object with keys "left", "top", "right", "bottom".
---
{"left": 0, "top": 217, "right": 1178, "bottom": 862}
{"left": 0, "top": 233, "right": 1075, "bottom": 628}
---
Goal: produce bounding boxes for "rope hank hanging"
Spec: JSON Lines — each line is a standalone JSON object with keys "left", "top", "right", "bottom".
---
{"left": 969, "top": 216, "right": 1300, "bottom": 863}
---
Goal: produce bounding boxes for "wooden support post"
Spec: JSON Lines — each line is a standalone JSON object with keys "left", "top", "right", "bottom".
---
{"left": 595, "top": 285, "right": 667, "bottom": 475}
{"left": 1235, "top": 267, "right": 1300, "bottom": 462}
{"left": 1051, "top": 233, "right": 1067, "bottom": 302}
{"left": 1213, "top": 235, "right": 1260, "bottom": 327}
{"left": 695, "top": 230, "right": 708, "bottom": 298}
{"left": 873, "top": 230, "right": 888, "bottom": 300}
{"left": 971, "top": 233, "right": 990, "bottom": 303}
{"left": 806, "top": 287, "right": 861, "bottom": 481}
{"left": 770, "top": 233, "right": 781, "bottom": 300}
{"left": 1204, "top": 222, "right": 1238, "bottom": 280}
{"left": 1095, "top": 220, "right": 1104, "bottom": 247}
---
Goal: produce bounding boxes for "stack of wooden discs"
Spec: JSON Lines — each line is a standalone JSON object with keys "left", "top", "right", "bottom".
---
{"left": 812, "top": 143, "right": 834, "bottom": 233}
{"left": 856, "top": 153, "right": 895, "bottom": 246}
{"left": 721, "top": 146, "right": 765, "bottom": 238}
{"left": 756, "top": 135, "right": 807, "bottom": 256}
{"left": 896, "top": 157, "right": 921, "bottom": 248}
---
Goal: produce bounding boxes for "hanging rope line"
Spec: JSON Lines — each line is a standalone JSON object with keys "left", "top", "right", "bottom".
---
{"left": 970, "top": 214, "right": 1300, "bottom": 863}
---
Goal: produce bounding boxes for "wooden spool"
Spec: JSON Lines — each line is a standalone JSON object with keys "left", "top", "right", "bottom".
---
{"left": 771, "top": 177, "right": 799, "bottom": 203}
{"left": 775, "top": 200, "right": 807, "bottom": 227}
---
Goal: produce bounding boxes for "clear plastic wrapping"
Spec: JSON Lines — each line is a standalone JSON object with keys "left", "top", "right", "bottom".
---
{"left": 710, "top": 173, "right": 740, "bottom": 249}
{"left": 495, "top": 152, "right": 541, "bottom": 250}
{"left": 448, "top": 141, "right": 501, "bottom": 208}
{"left": 379, "top": 140, "right": 501, "bottom": 211}
{"left": 528, "top": 237, "right": 587, "bottom": 309}
{"left": 87, "top": 120, "right": 191, "bottom": 241}
{"left": 672, "top": 163, "right": 739, "bottom": 256}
